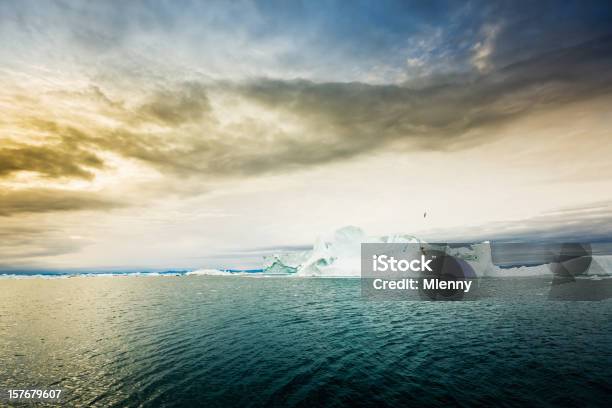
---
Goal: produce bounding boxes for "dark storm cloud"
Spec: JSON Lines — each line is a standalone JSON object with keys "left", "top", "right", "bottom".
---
{"left": 482, "top": 1, "right": 612, "bottom": 68}
{"left": 137, "top": 82, "right": 212, "bottom": 126}
{"left": 0, "top": 189, "right": 123, "bottom": 216}
{"left": 3, "top": 34, "right": 612, "bottom": 187}
{"left": 111, "top": 34, "right": 612, "bottom": 176}
{"left": 0, "top": 225, "right": 89, "bottom": 264}
{"left": 424, "top": 201, "right": 612, "bottom": 243}
{"left": 0, "top": 139, "right": 104, "bottom": 180}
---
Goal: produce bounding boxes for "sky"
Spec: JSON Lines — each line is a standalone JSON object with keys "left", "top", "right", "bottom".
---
{"left": 1, "top": 0, "right": 612, "bottom": 271}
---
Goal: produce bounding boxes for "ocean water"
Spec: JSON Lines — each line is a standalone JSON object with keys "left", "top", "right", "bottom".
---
{"left": 1, "top": 276, "right": 611, "bottom": 407}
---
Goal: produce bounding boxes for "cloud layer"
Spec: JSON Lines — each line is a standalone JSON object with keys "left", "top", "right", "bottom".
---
{"left": 1, "top": 0, "right": 612, "bottom": 269}
{"left": 3, "top": 35, "right": 612, "bottom": 191}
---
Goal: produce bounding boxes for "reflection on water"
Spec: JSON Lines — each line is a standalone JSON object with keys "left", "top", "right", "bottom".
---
{"left": 1, "top": 277, "right": 611, "bottom": 407}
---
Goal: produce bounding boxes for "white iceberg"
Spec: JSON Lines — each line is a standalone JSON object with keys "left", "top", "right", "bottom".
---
{"left": 263, "top": 251, "right": 311, "bottom": 274}
{"left": 262, "top": 225, "right": 610, "bottom": 278}
{"left": 262, "top": 226, "right": 422, "bottom": 277}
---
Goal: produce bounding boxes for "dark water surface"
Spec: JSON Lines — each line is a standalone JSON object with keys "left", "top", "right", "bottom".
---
{"left": 1, "top": 277, "right": 611, "bottom": 407}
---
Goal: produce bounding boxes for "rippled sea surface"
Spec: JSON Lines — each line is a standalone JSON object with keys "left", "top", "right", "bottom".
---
{"left": 1, "top": 277, "right": 611, "bottom": 407}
